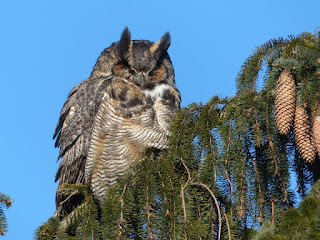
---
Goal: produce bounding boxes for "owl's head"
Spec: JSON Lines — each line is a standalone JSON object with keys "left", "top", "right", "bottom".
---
{"left": 113, "top": 27, "right": 174, "bottom": 89}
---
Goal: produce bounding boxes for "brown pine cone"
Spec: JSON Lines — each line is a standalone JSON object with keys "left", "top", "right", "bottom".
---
{"left": 294, "top": 105, "right": 316, "bottom": 163}
{"left": 275, "top": 70, "right": 296, "bottom": 135}
{"left": 312, "top": 116, "right": 320, "bottom": 157}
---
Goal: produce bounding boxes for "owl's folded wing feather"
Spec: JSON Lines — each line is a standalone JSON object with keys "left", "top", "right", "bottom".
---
{"left": 53, "top": 78, "right": 108, "bottom": 185}
{"left": 53, "top": 77, "right": 110, "bottom": 214}
{"left": 54, "top": 81, "right": 86, "bottom": 185}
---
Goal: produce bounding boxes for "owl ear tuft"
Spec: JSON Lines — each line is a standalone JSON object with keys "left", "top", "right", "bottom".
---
{"left": 159, "top": 32, "right": 171, "bottom": 52}
{"left": 150, "top": 32, "right": 171, "bottom": 56}
{"left": 118, "top": 27, "right": 131, "bottom": 59}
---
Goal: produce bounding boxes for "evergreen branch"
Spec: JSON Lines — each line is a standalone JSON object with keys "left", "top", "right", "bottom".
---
{"left": 0, "top": 193, "right": 12, "bottom": 209}
{"left": 59, "top": 190, "right": 79, "bottom": 206}
{"left": 118, "top": 184, "right": 126, "bottom": 240}
{"left": 221, "top": 208, "right": 231, "bottom": 240}
{"left": 180, "top": 158, "right": 191, "bottom": 240}
{"left": 190, "top": 182, "right": 222, "bottom": 240}
{"left": 145, "top": 185, "right": 155, "bottom": 240}
{"left": 265, "top": 93, "right": 280, "bottom": 177}
{"left": 225, "top": 118, "right": 233, "bottom": 165}
{"left": 180, "top": 157, "right": 223, "bottom": 240}
{"left": 236, "top": 37, "right": 289, "bottom": 93}
{"left": 239, "top": 156, "right": 246, "bottom": 220}
{"left": 58, "top": 202, "right": 87, "bottom": 231}
{"left": 0, "top": 192, "right": 12, "bottom": 236}
{"left": 225, "top": 171, "right": 233, "bottom": 201}
{"left": 252, "top": 104, "right": 261, "bottom": 146}
{"left": 205, "top": 103, "right": 217, "bottom": 186}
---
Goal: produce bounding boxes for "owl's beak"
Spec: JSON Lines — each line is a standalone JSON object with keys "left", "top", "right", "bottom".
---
{"left": 134, "top": 73, "right": 147, "bottom": 86}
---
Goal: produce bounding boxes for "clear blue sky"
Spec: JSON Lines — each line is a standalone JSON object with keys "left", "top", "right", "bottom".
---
{"left": 0, "top": 0, "right": 319, "bottom": 239}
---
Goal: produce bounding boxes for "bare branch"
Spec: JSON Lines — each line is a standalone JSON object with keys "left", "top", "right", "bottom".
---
{"left": 59, "top": 190, "right": 79, "bottom": 206}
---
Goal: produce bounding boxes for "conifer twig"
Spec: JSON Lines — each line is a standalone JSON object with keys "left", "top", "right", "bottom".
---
{"left": 225, "top": 171, "right": 233, "bottom": 201}
{"left": 253, "top": 105, "right": 261, "bottom": 146}
{"left": 59, "top": 190, "right": 79, "bottom": 206}
{"left": 118, "top": 184, "right": 126, "bottom": 239}
{"left": 190, "top": 182, "right": 222, "bottom": 240}
{"left": 206, "top": 105, "right": 217, "bottom": 186}
{"left": 222, "top": 208, "right": 231, "bottom": 240}
{"left": 180, "top": 158, "right": 191, "bottom": 240}
{"left": 266, "top": 94, "right": 280, "bottom": 176}
{"left": 239, "top": 156, "right": 246, "bottom": 219}
{"left": 181, "top": 157, "right": 223, "bottom": 240}
{"left": 270, "top": 196, "right": 278, "bottom": 225}
{"left": 145, "top": 185, "right": 155, "bottom": 240}
{"left": 209, "top": 199, "right": 216, "bottom": 238}
{"left": 225, "top": 118, "right": 232, "bottom": 165}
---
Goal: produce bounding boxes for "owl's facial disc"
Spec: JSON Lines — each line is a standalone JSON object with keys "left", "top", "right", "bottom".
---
{"left": 114, "top": 28, "right": 171, "bottom": 88}
{"left": 117, "top": 28, "right": 171, "bottom": 71}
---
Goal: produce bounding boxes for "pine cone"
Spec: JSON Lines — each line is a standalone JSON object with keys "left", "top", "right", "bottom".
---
{"left": 275, "top": 70, "right": 296, "bottom": 135}
{"left": 312, "top": 116, "right": 320, "bottom": 157}
{"left": 294, "top": 105, "right": 316, "bottom": 163}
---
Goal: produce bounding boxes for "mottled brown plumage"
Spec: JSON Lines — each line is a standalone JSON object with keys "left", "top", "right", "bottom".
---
{"left": 54, "top": 28, "right": 181, "bottom": 215}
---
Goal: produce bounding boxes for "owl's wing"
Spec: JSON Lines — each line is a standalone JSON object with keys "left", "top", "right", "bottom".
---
{"left": 53, "top": 78, "right": 107, "bottom": 186}
{"left": 53, "top": 77, "right": 110, "bottom": 214}
{"left": 53, "top": 43, "right": 119, "bottom": 189}
{"left": 54, "top": 82, "right": 83, "bottom": 184}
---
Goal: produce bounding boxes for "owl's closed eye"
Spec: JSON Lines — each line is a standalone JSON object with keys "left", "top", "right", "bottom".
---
{"left": 112, "top": 61, "right": 168, "bottom": 86}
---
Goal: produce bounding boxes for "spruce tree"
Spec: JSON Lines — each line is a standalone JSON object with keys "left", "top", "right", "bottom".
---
{"left": 36, "top": 30, "right": 320, "bottom": 239}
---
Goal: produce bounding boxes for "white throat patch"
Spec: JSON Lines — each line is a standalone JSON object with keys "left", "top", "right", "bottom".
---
{"left": 144, "top": 84, "right": 170, "bottom": 99}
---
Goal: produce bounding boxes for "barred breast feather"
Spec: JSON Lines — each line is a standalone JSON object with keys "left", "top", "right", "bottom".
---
{"left": 85, "top": 78, "right": 179, "bottom": 203}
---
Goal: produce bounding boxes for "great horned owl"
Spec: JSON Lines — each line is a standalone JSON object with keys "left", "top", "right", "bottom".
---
{"left": 53, "top": 28, "right": 181, "bottom": 215}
